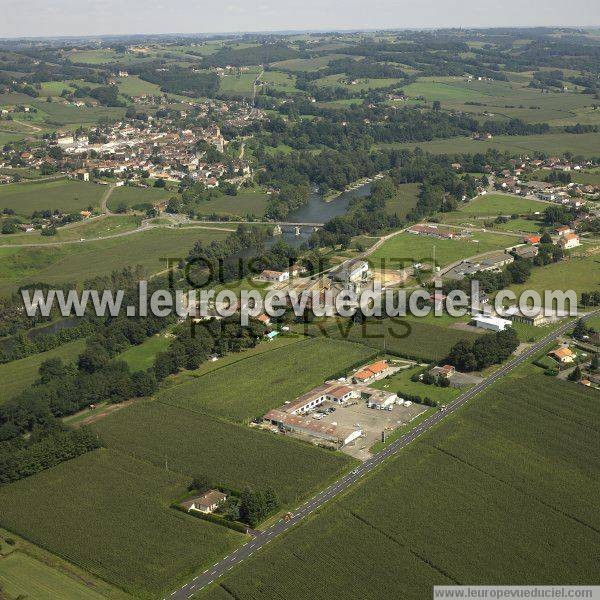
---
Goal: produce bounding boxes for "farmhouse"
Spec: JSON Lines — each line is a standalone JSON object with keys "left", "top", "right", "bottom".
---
{"left": 180, "top": 490, "right": 227, "bottom": 514}
{"left": 555, "top": 226, "right": 574, "bottom": 237}
{"left": 524, "top": 235, "right": 541, "bottom": 245}
{"left": 352, "top": 360, "right": 390, "bottom": 384}
{"left": 548, "top": 347, "right": 575, "bottom": 364}
{"left": 259, "top": 269, "right": 290, "bottom": 282}
{"left": 472, "top": 315, "right": 512, "bottom": 332}
{"left": 429, "top": 365, "right": 456, "bottom": 379}
{"left": 558, "top": 233, "right": 581, "bottom": 250}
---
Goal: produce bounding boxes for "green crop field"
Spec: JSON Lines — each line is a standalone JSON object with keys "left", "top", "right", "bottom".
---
{"left": 107, "top": 184, "right": 172, "bottom": 211}
{"left": 0, "top": 179, "right": 107, "bottom": 215}
{"left": 0, "top": 449, "right": 243, "bottom": 599}
{"left": 115, "top": 75, "right": 162, "bottom": 97}
{"left": 196, "top": 374, "right": 600, "bottom": 600}
{"left": 313, "top": 74, "right": 405, "bottom": 92}
{"left": 271, "top": 54, "right": 349, "bottom": 72}
{"left": 0, "top": 339, "right": 86, "bottom": 405}
{"left": 30, "top": 101, "right": 126, "bottom": 127}
{"left": 0, "top": 552, "right": 108, "bottom": 600}
{"left": 378, "top": 132, "right": 600, "bottom": 158}
{"left": 301, "top": 317, "right": 482, "bottom": 362}
{"left": 0, "top": 227, "right": 230, "bottom": 296}
{"left": 369, "top": 230, "right": 514, "bottom": 270}
{"left": 193, "top": 189, "right": 270, "bottom": 218}
{"left": 91, "top": 400, "right": 356, "bottom": 505}
{"left": 260, "top": 71, "right": 301, "bottom": 93}
{"left": 158, "top": 337, "right": 376, "bottom": 422}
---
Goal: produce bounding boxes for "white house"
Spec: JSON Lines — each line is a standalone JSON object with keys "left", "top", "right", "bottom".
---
{"left": 558, "top": 233, "right": 581, "bottom": 250}
{"left": 259, "top": 269, "right": 290, "bottom": 282}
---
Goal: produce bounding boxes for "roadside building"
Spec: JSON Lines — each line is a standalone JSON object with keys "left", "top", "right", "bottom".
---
{"left": 330, "top": 259, "right": 370, "bottom": 284}
{"left": 558, "top": 233, "right": 581, "bottom": 250}
{"left": 471, "top": 315, "right": 512, "bottom": 332}
{"left": 555, "top": 226, "right": 574, "bottom": 237}
{"left": 503, "top": 306, "right": 548, "bottom": 327}
{"left": 365, "top": 390, "right": 397, "bottom": 410}
{"left": 259, "top": 269, "right": 290, "bottom": 282}
{"left": 352, "top": 360, "right": 390, "bottom": 384}
{"left": 429, "top": 365, "right": 456, "bottom": 379}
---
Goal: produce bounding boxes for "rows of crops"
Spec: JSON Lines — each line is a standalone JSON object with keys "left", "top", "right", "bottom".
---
{"left": 91, "top": 401, "right": 356, "bottom": 505}
{"left": 0, "top": 449, "right": 243, "bottom": 598}
{"left": 196, "top": 374, "right": 600, "bottom": 600}
{"left": 302, "top": 317, "right": 481, "bottom": 362}
{"left": 158, "top": 337, "right": 376, "bottom": 422}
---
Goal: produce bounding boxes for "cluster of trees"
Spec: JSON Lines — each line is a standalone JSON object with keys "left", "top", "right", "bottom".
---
{"left": 581, "top": 291, "right": 600, "bottom": 307}
{"left": 153, "top": 317, "right": 267, "bottom": 380}
{"left": 137, "top": 66, "right": 219, "bottom": 97}
{"left": 415, "top": 370, "right": 451, "bottom": 389}
{"left": 186, "top": 225, "right": 298, "bottom": 285}
{"left": 0, "top": 428, "right": 100, "bottom": 485}
{"left": 239, "top": 487, "right": 280, "bottom": 528}
{"left": 447, "top": 328, "right": 519, "bottom": 372}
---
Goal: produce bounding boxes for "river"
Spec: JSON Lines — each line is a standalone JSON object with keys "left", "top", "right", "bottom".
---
{"left": 274, "top": 182, "right": 373, "bottom": 247}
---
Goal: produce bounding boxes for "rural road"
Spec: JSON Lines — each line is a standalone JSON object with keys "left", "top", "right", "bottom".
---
{"left": 164, "top": 308, "right": 599, "bottom": 600}
{"left": 100, "top": 184, "right": 116, "bottom": 215}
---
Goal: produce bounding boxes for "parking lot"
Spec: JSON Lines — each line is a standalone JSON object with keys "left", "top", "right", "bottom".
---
{"left": 312, "top": 399, "right": 428, "bottom": 461}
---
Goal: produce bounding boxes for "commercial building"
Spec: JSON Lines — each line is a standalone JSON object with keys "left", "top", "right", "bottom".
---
{"left": 472, "top": 315, "right": 513, "bottom": 332}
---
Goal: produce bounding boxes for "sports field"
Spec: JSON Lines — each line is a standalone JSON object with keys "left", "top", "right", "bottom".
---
{"left": 158, "top": 337, "right": 376, "bottom": 422}
{"left": 0, "top": 179, "right": 107, "bottom": 215}
{"left": 195, "top": 374, "right": 600, "bottom": 600}
{"left": 0, "top": 449, "right": 243, "bottom": 598}
{"left": 456, "top": 194, "right": 547, "bottom": 216}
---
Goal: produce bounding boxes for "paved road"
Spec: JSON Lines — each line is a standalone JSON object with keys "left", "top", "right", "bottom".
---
{"left": 165, "top": 309, "right": 599, "bottom": 600}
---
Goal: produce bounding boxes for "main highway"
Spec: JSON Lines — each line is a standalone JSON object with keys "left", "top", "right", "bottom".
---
{"left": 166, "top": 309, "right": 599, "bottom": 600}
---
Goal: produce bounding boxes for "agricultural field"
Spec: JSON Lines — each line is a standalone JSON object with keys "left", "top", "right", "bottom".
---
{"left": 0, "top": 449, "right": 243, "bottom": 599}
{"left": 301, "top": 317, "right": 482, "bottom": 362}
{"left": 30, "top": 100, "right": 126, "bottom": 127}
{"left": 455, "top": 194, "right": 548, "bottom": 216}
{"left": 91, "top": 400, "right": 356, "bottom": 505}
{"left": 218, "top": 69, "right": 262, "bottom": 97}
{"left": 0, "top": 338, "right": 87, "bottom": 405}
{"left": 260, "top": 71, "right": 301, "bottom": 93}
{"left": 0, "top": 552, "right": 109, "bottom": 600}
{"left": 400, "top": 76, "right": 597, "bottom": 125}
{"left": 312, "top": 74, "right": 405, "bottom": 92}
{"left": 107, "top": 184, "right": 171, "bottom": 212}
{"left": 196, "top": 374, "right": 600, "bottom": 600}
{"left": 114, "top": 75, "right": 162, "bottom": 98}
{"left": 158, "top": 337, "right": 376, "bottom": 422}
{"left": 0, "top": 215, "right": 141, "bottom": 246}
{"left": 0, "top": 226, "right": 230, "bottom": 296}
{"left": 192, "top": 188, "right": 270, "bottom": 218}
{"left": 270, "top": 54, "right": 350, "bottom": 72}
{"left": 378, "top": 132, "right": 600, "bottom": 159}
{"left": 508, "top": 250, "right": 600, "bottom": 307}
{"left": 0, "top": 179, "right": 107, "bottom": 215}
{"left": 368, "top": 230, "right": 514, "bottom": 270}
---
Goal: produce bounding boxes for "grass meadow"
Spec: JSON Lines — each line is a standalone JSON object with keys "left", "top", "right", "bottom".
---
{"left": 0, "top": 226, "right": 230, "bottom": 296}
{"left": 195, "top": 374, "right": 600, "bottom": 600}
{"left": 0, "top": 339, "right": 87, "bottom": 405}
{"left": 369, "top": 230, "right": 514, "bottom": 270}
{"left": 0, "top": 179, "right": 107, "bottom": 215}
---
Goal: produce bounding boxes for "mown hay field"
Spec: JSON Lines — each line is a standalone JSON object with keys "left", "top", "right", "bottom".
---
{"left": 196, "top": 375, "right": 600, "bottom": 600}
